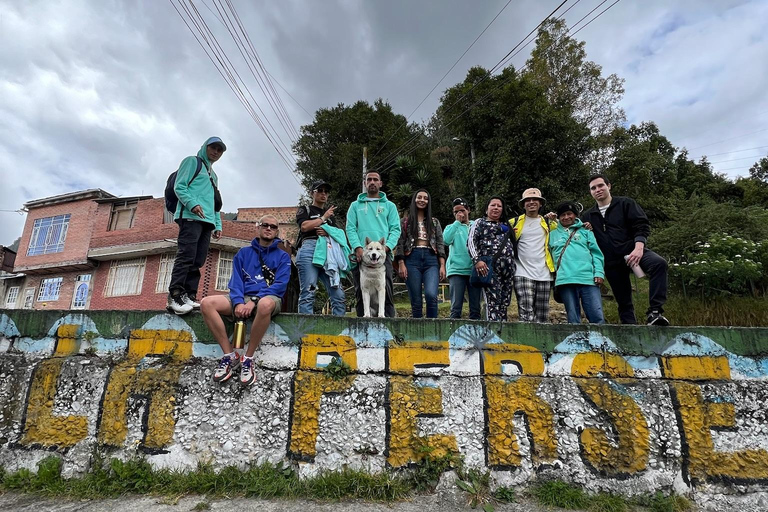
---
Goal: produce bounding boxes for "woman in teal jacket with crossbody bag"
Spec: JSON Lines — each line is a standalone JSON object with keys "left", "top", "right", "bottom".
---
{"left": 549, "top": 201, "right": 606, "bottom": 324}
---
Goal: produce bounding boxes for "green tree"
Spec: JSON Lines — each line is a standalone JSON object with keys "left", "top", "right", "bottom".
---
{"left": 434, "top": 66, "right": 591, "bottom": 218}
{"left": 524, "top": 18, "right": 626, "bottom": 172}
{"left": 293, "top": 99, "right": 429, "bottom": 217}
{"left": 749, "top": 156, "right": 768, "bottom": 183}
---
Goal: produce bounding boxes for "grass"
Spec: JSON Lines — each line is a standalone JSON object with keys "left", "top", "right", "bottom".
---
{"left": 0, "top": 456, "right": 410, "bottom": 502}
{"left": 530, "top": 480, "right": 693, "bottom": 512}
{"left": 391, "top": 274, "right": 768, "bottom": 326}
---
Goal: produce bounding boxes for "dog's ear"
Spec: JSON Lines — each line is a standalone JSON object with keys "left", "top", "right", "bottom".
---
{"left": 378, "top": 237, "right": 385, "bottom": 245}
{"left": 365, "top": 236, "right": 372, "bottom": 245}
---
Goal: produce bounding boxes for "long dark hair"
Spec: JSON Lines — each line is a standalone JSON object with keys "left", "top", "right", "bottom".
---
{"left": 484, "top": 195, "right": 506, "bottom": 220}
{"left": 407, "top": 189, "right": 433, "bottom": 242}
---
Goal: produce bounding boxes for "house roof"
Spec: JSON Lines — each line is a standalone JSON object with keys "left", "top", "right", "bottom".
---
{"left": 24, "top": 189, "right": 116, "bottom": 209}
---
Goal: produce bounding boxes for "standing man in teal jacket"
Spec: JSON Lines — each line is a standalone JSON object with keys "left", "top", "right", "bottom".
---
{"left": 346, "top": 171, "right": 401, "bottom": 317}
{"left": 168, "top": 137, "right": 225, "bottom": 315}
{"left": 443, "top": 197, "right": 481, "bottom": 319}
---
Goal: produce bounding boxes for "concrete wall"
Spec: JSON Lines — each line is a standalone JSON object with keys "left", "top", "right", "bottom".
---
{"left": 0, "top": 310, "right": 767, "bottom": 509}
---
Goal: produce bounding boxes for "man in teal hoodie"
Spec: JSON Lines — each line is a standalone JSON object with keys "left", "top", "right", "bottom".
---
{"left": 346, "top": 171, "right": 401, "bottom": 317}
{"left": 168, "top": 137, "right": 225, "bottom": 315}
{"left": 443, "top": 197, "right": 481, "bottom": 319}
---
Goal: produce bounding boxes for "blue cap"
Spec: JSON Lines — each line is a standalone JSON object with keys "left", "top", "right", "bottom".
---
{"left": 207, "top": 137, "right": 227, "bottom": 151}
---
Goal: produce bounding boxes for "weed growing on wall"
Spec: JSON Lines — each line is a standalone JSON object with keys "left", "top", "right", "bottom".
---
{"left": 531, "top": 480, "right": 589, "bottom": 509}
{"left": 323, "top": 356, "right": 352, "bottom": 380}
{"left": 455, "top": 469, "right": 493, "bottom": 510}
{"left": 404, "top": 444, "right": 460, "bottom": 492}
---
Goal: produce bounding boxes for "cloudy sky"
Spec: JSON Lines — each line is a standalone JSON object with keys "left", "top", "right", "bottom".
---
{"left": 1, "top": 0, "right": 766, "bottom": 246}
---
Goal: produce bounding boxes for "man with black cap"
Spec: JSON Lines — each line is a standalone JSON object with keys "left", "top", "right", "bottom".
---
{"left": 510, "top": 188, "right": 558, "bottom": 322}
{"left": 443, "top": 197, "right": 481, "bottom": 319}
{"left": 295, "top": 180, "right": 346, "bottom": 316}
{"left": 167, "top": 136, "right": 225, "bottom": 315}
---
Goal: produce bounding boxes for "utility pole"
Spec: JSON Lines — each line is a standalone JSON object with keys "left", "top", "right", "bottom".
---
{"left": 362, "top": 146, "right": 367, "bottom": 193}
{"left": 470, "top": 141, "right": 478, "bottom": 209}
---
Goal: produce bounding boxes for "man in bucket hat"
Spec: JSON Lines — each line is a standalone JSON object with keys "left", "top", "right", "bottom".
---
{"left": 509, "top": 188, "right": 557, "bottom": 322}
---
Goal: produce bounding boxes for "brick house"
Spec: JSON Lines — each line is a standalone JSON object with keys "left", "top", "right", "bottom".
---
{"left": 3, "top": 189, "right": 296, "bottom": 312}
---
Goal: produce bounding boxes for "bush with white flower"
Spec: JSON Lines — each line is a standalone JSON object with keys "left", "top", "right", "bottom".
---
{"left": 669, "top": 235, "right": 765, "bottom": 296}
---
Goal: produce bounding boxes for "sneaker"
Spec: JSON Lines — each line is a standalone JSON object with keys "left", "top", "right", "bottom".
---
{"left": 183, "top": 294, "right": 201, "bottom": 309}
{"left": 240, "top": 357, "right": 256, "bottom": 387}
{"left": 213, "top": 354, "right": 240, "bottom": 383}
{"left": 167, "top": 293, "right": 193, "bottom": 315}
{"left": 647, "top": 310, "right": 670, "bottom": 326}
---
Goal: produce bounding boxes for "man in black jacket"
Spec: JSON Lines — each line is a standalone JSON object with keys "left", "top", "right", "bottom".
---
{"left": 582, "top": 175, "right": 669, "bottom": 326}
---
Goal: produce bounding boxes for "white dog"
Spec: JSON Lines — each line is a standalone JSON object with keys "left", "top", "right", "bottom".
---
{"left": 359, "top": 237, "right": 387, "bottom": 318}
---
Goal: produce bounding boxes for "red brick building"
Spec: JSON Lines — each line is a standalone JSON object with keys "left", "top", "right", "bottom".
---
{"left": 3, "top": 189, "right": 296, "bottom": 311}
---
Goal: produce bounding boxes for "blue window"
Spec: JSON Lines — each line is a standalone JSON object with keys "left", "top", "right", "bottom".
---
{"left": 27, "top": 214, "right": 71, "bottom": 256}
{"left": 37, "top": 277, "right": 63, "bottom": 301}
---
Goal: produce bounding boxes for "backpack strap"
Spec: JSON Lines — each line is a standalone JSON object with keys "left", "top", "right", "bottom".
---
{"left": 179, "top": 158, "right": 204, "bottom": 218}
{"left": 555, "top": 227, "right": 580, "bottom": 272}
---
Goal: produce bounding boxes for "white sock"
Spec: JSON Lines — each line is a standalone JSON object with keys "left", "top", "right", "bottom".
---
{"left": 242, "top": 355, "right": 253, "bottom": 362}
{"left": 224, "top": 351, "right": 235, "bottom": 359}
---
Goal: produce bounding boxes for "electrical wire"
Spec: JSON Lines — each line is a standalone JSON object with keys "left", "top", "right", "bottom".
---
{"left": 374, "top": 0, "right": 621, "bottom": 175}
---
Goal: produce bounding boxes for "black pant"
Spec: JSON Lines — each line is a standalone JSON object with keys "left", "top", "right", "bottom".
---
{"left": 352, "top": 258, "right": 396, "bottom": 318}
{"left": 169, "top": 219, "right": 213, "bottom": 297}
{"left": 604, "top": 249, "right": 668, "bottom": 324}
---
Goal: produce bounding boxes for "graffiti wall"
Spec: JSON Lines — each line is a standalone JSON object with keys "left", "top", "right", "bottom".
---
{"left": 1, "top": 310, "right": 768, "bottom": 508}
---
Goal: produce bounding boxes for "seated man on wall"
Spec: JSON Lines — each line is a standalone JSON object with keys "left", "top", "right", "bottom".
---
{"left": 200, "top": 215, "right": 291, "bottom": 387}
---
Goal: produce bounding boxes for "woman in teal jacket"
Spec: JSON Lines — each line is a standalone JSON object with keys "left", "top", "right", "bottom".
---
{"left": 549, "top": 202, "right": 605, "bottom": 324}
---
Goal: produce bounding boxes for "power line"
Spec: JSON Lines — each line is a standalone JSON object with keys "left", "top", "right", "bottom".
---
{"left": 369, "top": 0, "right": 518, "bottom": 163}
{"left": 374, "top": 0, "right": 621, "bottom": 175}
{"left": 370, "top": 0, "right": 576, "bottom": 172}
{"left": 694, "top": 145, "right": 768, "bottom": 159}
{"left": 169, "top": 0, "right": 302, "bottom": 185}
{"left": 686, "top": 126, "right": 768, "bottom": 151}
{"left": 708, "top": 154, "right": 768, "bottom": 165}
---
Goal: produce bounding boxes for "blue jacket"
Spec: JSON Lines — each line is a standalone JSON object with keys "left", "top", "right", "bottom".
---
{"left": 229, "top": 238, "right": 292, "bottom": 306}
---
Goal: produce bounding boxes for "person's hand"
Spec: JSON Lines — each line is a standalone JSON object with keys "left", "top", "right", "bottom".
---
{"left": 626, "top": 246, "right": 644, "bottom": 267}
{"left": 475, "top": 260, "right": 489, "bottom": 277}
{"left": 583, "top": 222, "right": 593, "bottom": 231}
{"left": 454, "top": 210, "right": 467, "bottom": 223}
{"left": 191, "top": 205, "right": 205, "bottom": 218}
{"left": 316, "top": 227, "right": 328, "bottom": 237}
{"left": 398, "top": 261, "right": 407, "bottom": 279}
{"left": 439, "top": 265, "right": 446, "bottom": 282}
{"left": 544, "top": 212, "right": 557, "bottom": 221}
{"left": 321, "top": 205, "right": 336, "bottom": 221}
{"left": 594, "top": 277, "right": 604, "bottom": 285}
{"left": 355, "top": 247, "right": 363, "bottom": 263}
{"left": 212, "top": 230, "right": 222, "bottom": 240}
{"left": 234, "top": 301, "right": 256, "bottom": 319}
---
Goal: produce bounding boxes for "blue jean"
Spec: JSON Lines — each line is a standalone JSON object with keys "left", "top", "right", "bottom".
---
{"left": 297, "top": 239, "right": 346, "bottom": 316}
{"left": 448, "top": 275, "right": 481, "bottom": 320}
{"left": 558, "top": 284, "right": 605, "bottom": 324}
{"left": 404, "top": 249, "right": 439, "bottom": 318}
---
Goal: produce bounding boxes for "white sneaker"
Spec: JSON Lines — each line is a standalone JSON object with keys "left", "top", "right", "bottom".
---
{"left": 167, "top": 294, "right": 193, "bottom": 315}
{"left": 240, "top": 357, "right": 256, "bottom": 387}
{"left": 183, "top": 294, "right": 201, "bottom": 309}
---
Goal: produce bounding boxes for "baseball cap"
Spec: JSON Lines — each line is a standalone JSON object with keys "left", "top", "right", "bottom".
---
{"left": 311, "top": 180, "right": 332, "bottom": 191}
{"left": 452, "top": 197, "right": 469, "bottom": 208}
{"left": 207, "top": 137, "right": 227, "bottom": 151}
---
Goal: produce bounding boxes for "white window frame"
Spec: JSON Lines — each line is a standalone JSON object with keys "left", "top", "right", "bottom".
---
{"left": 104, "top": 257, "right": 146, "bottom": 297}
{"left": 37, "top": 277, "right": 63, "bottom": 301}
{"left": 155, "top": 253, "right": 175, "bottom": 293}
{"left": 216, "top": 251, "right": 235, "bottom": 291}
{"left": 108, "top": 200, "right": 138, "bottom": 231}
{"left": 22, "top": 287, "right": 35, "bottom": 309}
{"left": 71, "top": 274, "right": 92, "bottom": 309}
{"left": 27, "top": 214, "right": 71, "bottom": 256}
{"left": 5, "top": 286, "right": 19, "bottom": 308}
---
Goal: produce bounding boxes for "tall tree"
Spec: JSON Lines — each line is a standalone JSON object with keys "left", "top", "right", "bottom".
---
{"left": 293, "top": 99, "right": 429, "bottom": 217}
{"left": 434, "top": 66, "right": 591, "bottom": 216}
{"left": 525, "top": 18, "right": 626, "bottom": 138}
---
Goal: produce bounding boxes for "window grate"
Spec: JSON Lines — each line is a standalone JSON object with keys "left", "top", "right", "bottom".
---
{"left": 155, "top": 253, "right": 175, "bottom": 293}
{"left": 37, "top": 277, "right": 63, "bottom": 301}
{"left": 104, "top": 257, "right": 146, "bottom": 297}
{"left": 216, "top": 251, "right": 235, "bottom": 291}
{"left": 27, "top": 214, "right": 71, "bottom": 256}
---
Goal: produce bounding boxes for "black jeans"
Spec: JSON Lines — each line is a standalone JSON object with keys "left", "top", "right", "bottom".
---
{"left": 604, "top": 249, "right": 668, "bottom": 324}
{"left": 169, "top": 219, "right": 213, "bottom": 297}
{"left": 352, "top": 258, "right": 396, "bottom": 318}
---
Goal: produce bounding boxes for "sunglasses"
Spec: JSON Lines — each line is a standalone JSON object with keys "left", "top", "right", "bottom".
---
{"left": 315, "top": 188, "right": 331, "bottom": 194}
{"left": 260, "top": 223, "right": 279, "bottom": 230}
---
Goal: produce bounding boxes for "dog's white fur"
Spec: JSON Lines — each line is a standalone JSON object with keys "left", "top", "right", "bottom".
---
{"left": 360, "top": 237, "right": 387, "bottom": 318}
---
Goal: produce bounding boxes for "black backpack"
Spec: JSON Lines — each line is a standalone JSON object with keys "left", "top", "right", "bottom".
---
{"left": 164, "top": 157, "right": 204, "bottom": 213}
